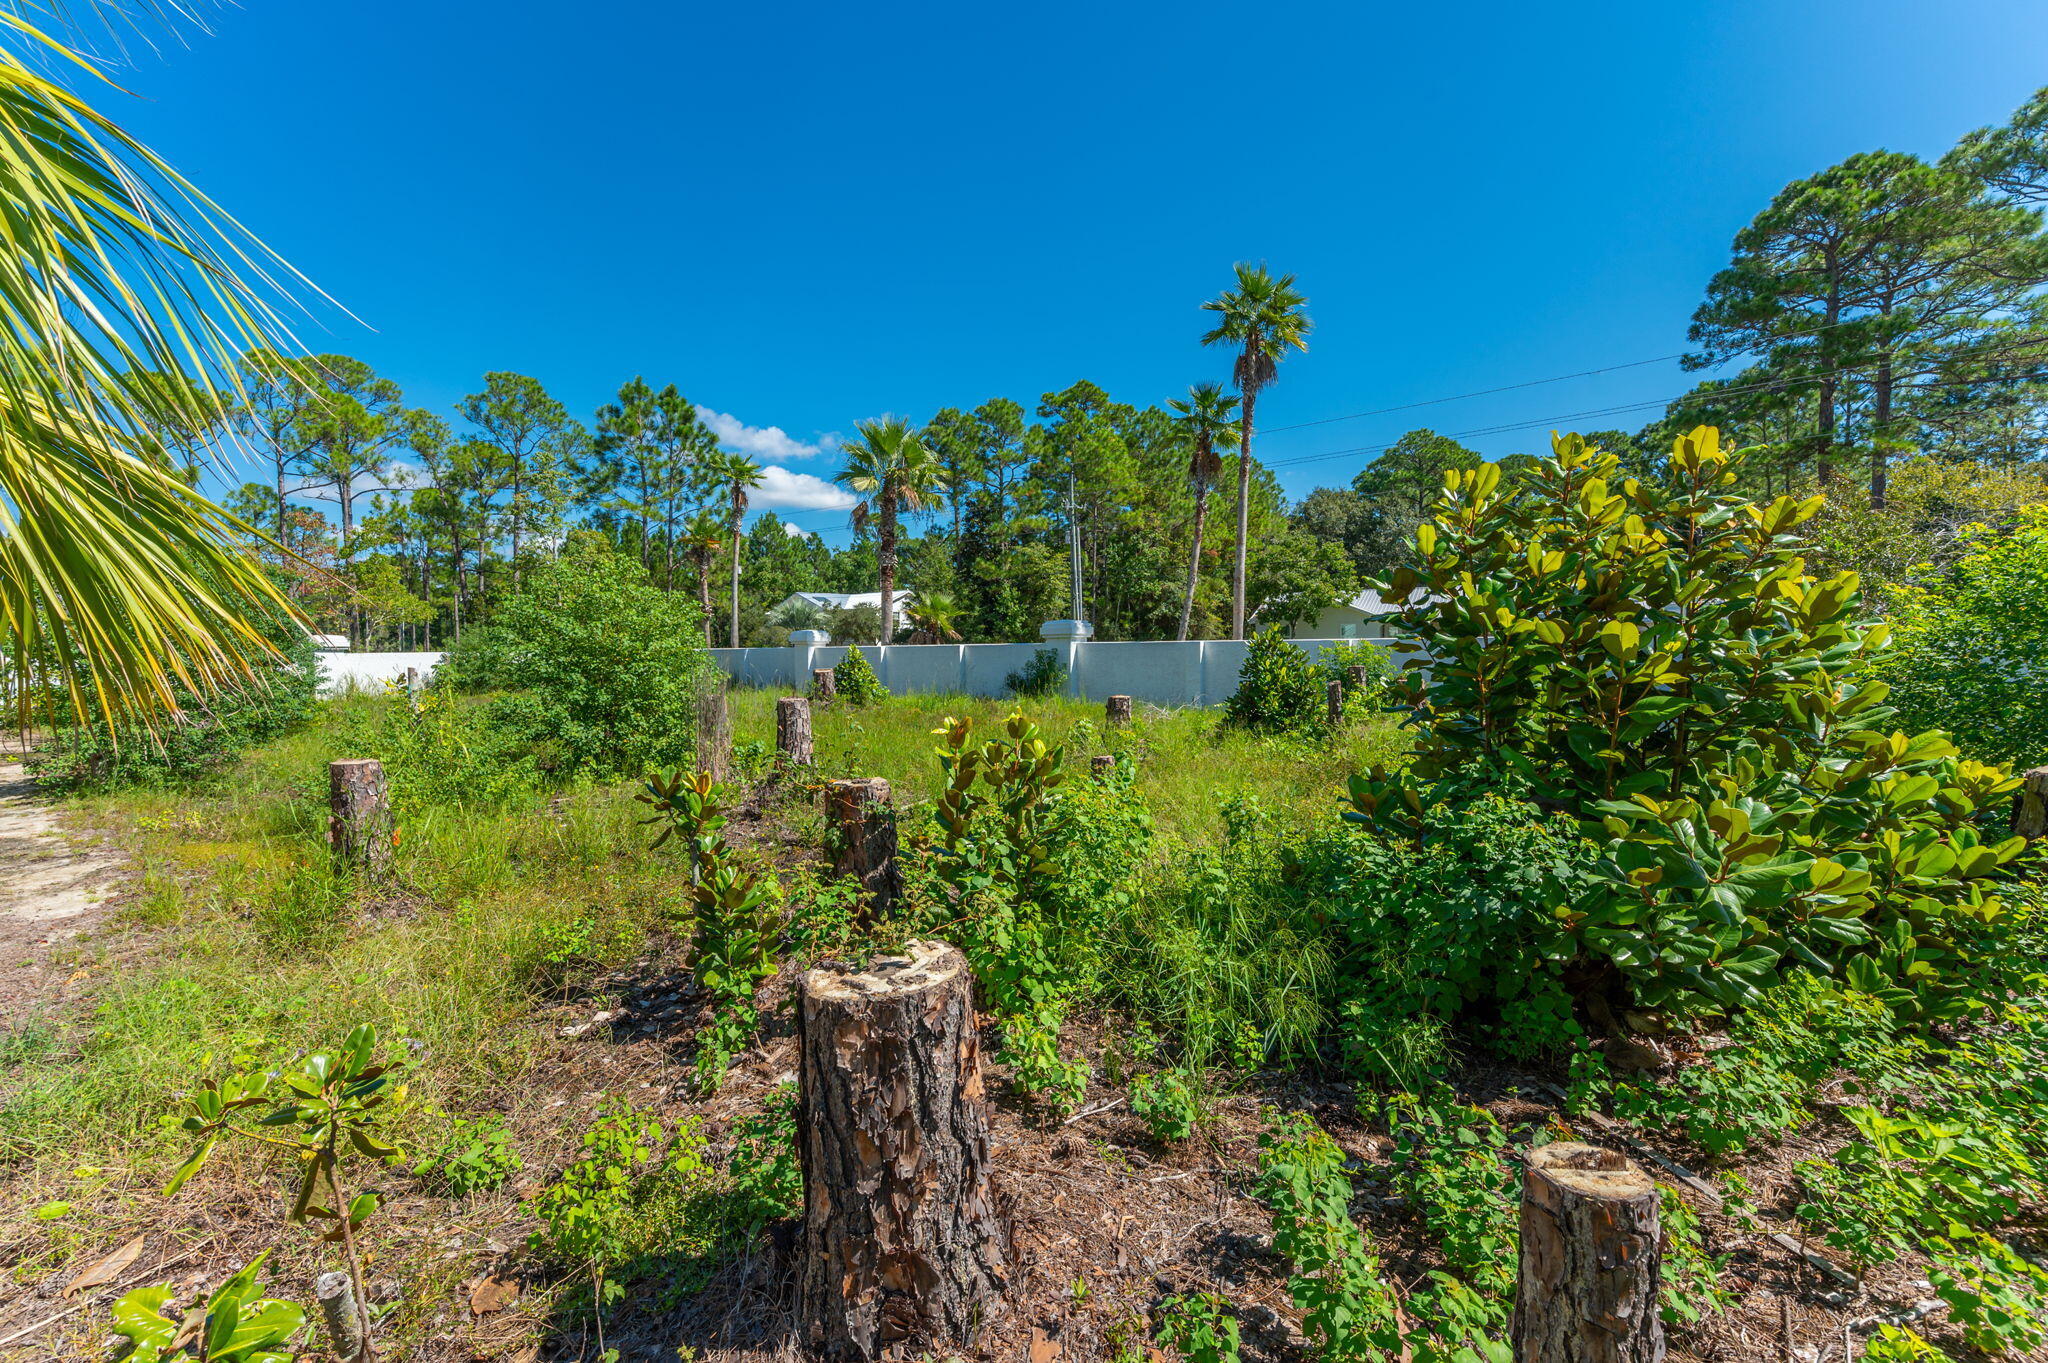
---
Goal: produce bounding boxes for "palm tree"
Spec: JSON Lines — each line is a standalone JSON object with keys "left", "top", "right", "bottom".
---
{"left": 705, "top": 451, "right": 764, "bottom": 648}
{"left": 678, "top": 509, "right": 727, "bottom": 646}
{"left": 0, "top": 13, "right": 316, "bottom": 732}
{"left": 903, "top": 591, "right": 963, "bottom": 644}
{"left": 1167, "top": 382, "right": 1240, "bottom": 642}
{"left": 833, "top": 419, "right": 947, "bottom": 645}
{"left": 1201, "top": 263, "right": 1312, "bottom": 639}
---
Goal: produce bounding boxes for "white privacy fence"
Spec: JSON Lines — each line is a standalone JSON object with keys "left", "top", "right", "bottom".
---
{"left": 708, "top": 637, "right": 1399, "bottom": 709}
{"left": 317, "top": 651, "right": 446, "bottom": 696}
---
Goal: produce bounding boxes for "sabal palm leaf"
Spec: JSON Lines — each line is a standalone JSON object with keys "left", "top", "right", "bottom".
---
{"left": 1169, "top": 380, "right": 1239, "bottom": 488}
{"left": 834, "top": 418, "right": 946, "bottom": 644}
{"left": 904, "top": 590, "right": 961, "bottom": 642}
{"left": 0, "top": 13, "right": 315, "bottom": 729}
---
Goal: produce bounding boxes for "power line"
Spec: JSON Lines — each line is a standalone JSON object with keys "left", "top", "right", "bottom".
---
{"left": 1264, "top": 359, "right": 2048, "bottom": 473}
{"left": 1256, "top": 313, "right": 1885, "bottom": 436}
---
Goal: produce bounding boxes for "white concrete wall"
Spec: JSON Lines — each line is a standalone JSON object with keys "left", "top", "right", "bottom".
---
{"left": 317, "top": 651, "right": 445, "bottom": 696}
{"left": 706, "top": 637, "right": 1399, "bottom": 709}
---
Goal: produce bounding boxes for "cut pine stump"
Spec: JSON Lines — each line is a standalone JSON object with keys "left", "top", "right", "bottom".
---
{"left": 827, "top": 777, "right": 900, "bottom": 920}
{"left": 328, "top": 759, "right": 393, "bottom": 880}
{"left": 1514, "top": 1141, "right": 1665, "bottom": 1362}
{"left": 2016, "top": 765, "right": 2048, "bottom": 839}
{"left": 798, "top": 941, "right": 1008, "bottom": 1359}
{"left": 777, "top": 696, "right": 815, "bottom": 766}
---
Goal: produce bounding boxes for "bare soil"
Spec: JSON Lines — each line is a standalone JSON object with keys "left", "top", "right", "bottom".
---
{"left": 0, "top": 742, "right": 134, "bottom": 1033}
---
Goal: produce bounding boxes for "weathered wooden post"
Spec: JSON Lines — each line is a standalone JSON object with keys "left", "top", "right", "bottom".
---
{"left": 328, "top": 759, "right": 393, "bottom": 880}
{"left": 2015, "top": 765, "right": 2048, "bottom": 840}
{"left": 696, "top": 680, "right": 732, "bottom": 781}
{"left": 812, "top": 668, "right": 838, "bottom": 706}
{"left": 1345, "top": 664, "right": 1370, "bottom": 690}
{"left": 1090, "top": 754, "right": 1114, "bottom": 779}
{"left": 1105, "top": 694, "right": 1133, "bottom": 726}
{"left": 1326, "top": 679, "right": 1344, "bottom": 724}
{"left": 777, "top": 696, "right": 815, "bottom": 767}
{"left": 798, "top": 941, "right": 1008, "bottom": 1358}
{"left": 827, "top": 777, "right": 900, "bottom": 918}
{"left": 1513, "top": 1142, "right": 1665, "bottom": 1363}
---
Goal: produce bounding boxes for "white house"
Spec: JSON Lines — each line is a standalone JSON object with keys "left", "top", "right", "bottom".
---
{"left": 774, "top": 590, "right": 917, "bottom": 633}
{"left": 1289, "top": 587, "right": 1442, "bottom": 639}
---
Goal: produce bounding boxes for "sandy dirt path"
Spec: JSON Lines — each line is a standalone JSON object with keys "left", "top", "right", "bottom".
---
{"left": 0, "top": 753, "right": 130, "bottom": 1029}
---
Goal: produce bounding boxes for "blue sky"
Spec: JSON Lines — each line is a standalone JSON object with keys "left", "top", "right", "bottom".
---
{"left": 100, "top": 0, "right": 2048, "bottom": 539}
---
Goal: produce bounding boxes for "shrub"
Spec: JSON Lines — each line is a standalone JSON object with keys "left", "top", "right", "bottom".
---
{"left": 823, "top": 602, "right": 883, "bottom": 644}
{"left": 1128, "top": 1069, "right": 1200, "bottom": 1141}
{"left": 1224, "top": 626, "right": 1327, "bottom": 734}
{"left": 1304, "top": 795, "right": 1590, "bottom": 1077}
{"left": 340, "top": 687, "right": 541, "bottom": 814}
{"left": 833, "top": 644, "right": 888, "bottom": 705}
{"left": 1005, "top": 647, "right": 1069, "bottom": 697}
{"left": 1350, "top": 427, "right": 2031, "bottom": 1020}
{"left": 413, "top": 1111, "right": 522, "bottom": 1196}
{"left": 1879, "top": 503, "right": 2048, "bottom": 767}
{"left": 1154, "top": 1292, "right": 1241, "bottom": 1363}
{"left": 29, "top": 627, "right": 319, "bottom": 791}
{"left": 439, "top": 535, "right": 713, "bottom": 777}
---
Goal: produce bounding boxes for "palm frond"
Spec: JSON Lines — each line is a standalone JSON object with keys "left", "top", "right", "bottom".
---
{"left": 0, "top": 16, "right": 322, "bottom": 730}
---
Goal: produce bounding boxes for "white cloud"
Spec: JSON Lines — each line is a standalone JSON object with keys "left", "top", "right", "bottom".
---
{"left": 754, "top": 464, "right": 856, "bottom": 512}
{"left": 783, "top": 521, "right": 811, "bottom": 539}
{"left": 697, "top": 405, "right": 832, "bottom": 461}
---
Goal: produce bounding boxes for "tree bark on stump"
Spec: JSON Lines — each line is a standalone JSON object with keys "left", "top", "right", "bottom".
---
{"left": 1514, "top": 1142, "right": 1665, "bottom": 1363}
{"left": 1090, "top": 754, "right": 1114, "bottom": 779}
{"left": 827, "top": 777, "right": 900, "bottom": 920}
{"left": 1345, "top": 664, "right": 1370, "bottom": 690}
{"left": 696, "top": 682, "right": 732, "bottom": 781}
{"left": 777, "top": 697, "right": 815, "bottom": 767}
{"left": 798, "top": 941, "right": 1008, "bottom": 1359}
{"left": 314, "top": 1270, "right": 367, "bottom": 1362}
{"left": 328, "top": 760, "right": 393, "bottom": 880}
{"left": 1326, "top": 679, "right": 1344, "bottom": 724}
{"left": 813, "top": 668, "right": 838, "bottom": 705}
{"left": 2015, "top": 765, "right": 2048, "bottom": 840}
{"left": 1105, "top": 694, "right": 1133, "bottom": 726}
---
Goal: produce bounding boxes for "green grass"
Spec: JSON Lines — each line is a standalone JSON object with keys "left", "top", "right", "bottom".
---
{"left": 733, "top": 686, "right": 1410, "bottom": 846}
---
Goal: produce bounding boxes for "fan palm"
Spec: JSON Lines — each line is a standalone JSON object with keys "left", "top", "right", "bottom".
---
{"left": 678, "top": 508, "right": 727, "bottom": 646}
{"left": 704, "top": 451, "right": 763, "bottom": 647}
{"left": 903, "top": 591, "right": 962, "bottom": 644}
{"left": 833, "top": 419, "right": 947, "bottom": 645}
{"left": 1167, "top": 382, "right": 1240, "bottom": 642}
{"left": 0, "top": 12, "right": 313, "bottom": 732}
{"left": 1201, "top": 263, "right": 1311, "bottom": 639}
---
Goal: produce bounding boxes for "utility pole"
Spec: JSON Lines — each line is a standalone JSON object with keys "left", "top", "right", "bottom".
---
{"left": 1064, "top": 473, "right": 1084, "bottom": 624}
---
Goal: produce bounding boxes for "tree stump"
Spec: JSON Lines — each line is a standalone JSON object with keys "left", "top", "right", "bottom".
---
{"left": 777, "top": 696, "right": 815, "bottom": 767}
{"left": 798, "top": 941, "right": 1008, "bottom": 1358}
{"left": 2015, "top": 765, "right": 2048, "bottom": 840}
{"left": 813, "top": 668, "right": 838, "bottom": 705}
{"left": 1514, "top": 1142, "right": 1665, "bottom": 1363}
{"left": 1090, "top": 754, "right": 1114, "bottom": 779}
{"left": 827, "top": 778, "right": 900, "bottom": 919}
{"left": 1345, "top": 664, "right": 1370, "bottom": 690}
{"left": 314, "top": 1270, "right": 367, "bottom": 1362}
{"left": 328, "top": 760, "right": 393, "bottom": 880}
{"left": 696, "top": 682, "right": 732, "bottom": 781}
{"left": 1105, "top": 694, "right": 1133, "bottom": 726}
{"left": 1326, "top": 679, "right": 1344, "bottom": 724}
